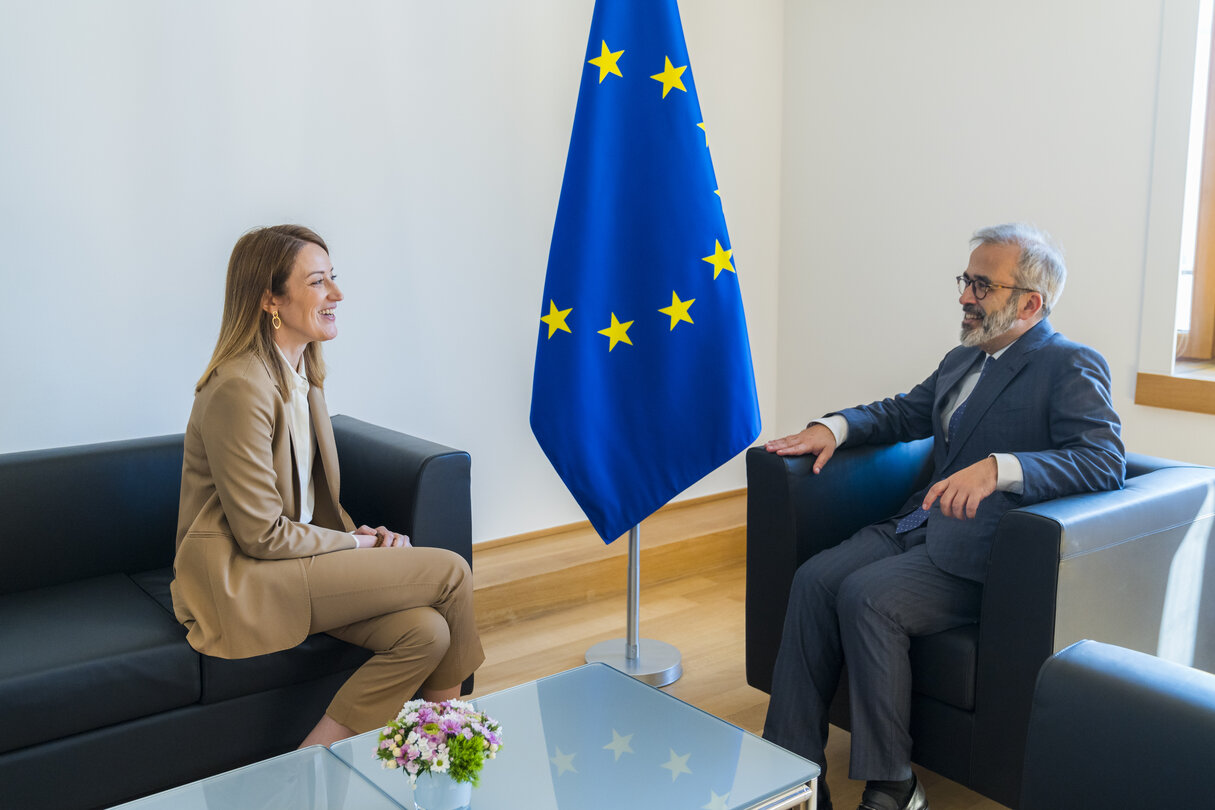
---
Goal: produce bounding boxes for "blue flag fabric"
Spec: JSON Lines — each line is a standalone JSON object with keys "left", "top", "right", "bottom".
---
{"left": 530, "top": 0, "right": 761, "bottom": 544}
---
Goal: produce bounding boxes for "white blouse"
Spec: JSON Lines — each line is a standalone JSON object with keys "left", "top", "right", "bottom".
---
{"left": 274, "top": 344, "right": 316, "bottom": 525}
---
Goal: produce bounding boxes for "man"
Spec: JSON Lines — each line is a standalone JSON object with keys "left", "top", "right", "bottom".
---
{"left": 761, "top": 224, "right": 1124, "bottom": 810}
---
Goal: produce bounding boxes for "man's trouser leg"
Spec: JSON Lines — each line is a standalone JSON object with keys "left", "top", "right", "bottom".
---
{"left": 837, "top": 541, "right": 981, "bottom": 780}
{"left": 762, "top": 522, "right": 905, "bottom": 765}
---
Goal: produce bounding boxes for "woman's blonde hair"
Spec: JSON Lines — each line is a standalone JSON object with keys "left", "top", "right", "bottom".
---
{"left": 197, "top": 225, "right": 329, "bottom": 397}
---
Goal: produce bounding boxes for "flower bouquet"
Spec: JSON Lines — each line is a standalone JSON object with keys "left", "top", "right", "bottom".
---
{"left": 376, "top": 699, "right": 503, "bottom": 787}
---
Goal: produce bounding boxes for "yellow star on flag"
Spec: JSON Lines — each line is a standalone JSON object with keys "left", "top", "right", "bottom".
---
{"left": 697, "top": 122, "right": 708, "bottom": 145}
{"left": 539, "top": 300, "right": 573, "bottom": 338}
{"left": 702, "top": 240, "right": 735, "bottom": 279}
{"left": 659, "top": 291, "right": 695, "bottom": 330}
{"left": 588, "top": 40, "right": 624, "bottom": 83}
{"left": 598, "top": 312, "right": 634, "bottom": 351}
{"left": 650, "top": 56, "right": 687, "bottom": 98}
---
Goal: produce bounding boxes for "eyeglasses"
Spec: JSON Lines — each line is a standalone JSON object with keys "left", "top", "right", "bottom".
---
{"left": 956, "top": 274, "right": 1037, "bottom": 300}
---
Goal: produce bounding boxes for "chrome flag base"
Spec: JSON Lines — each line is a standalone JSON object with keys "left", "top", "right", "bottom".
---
{"left": 586, "top": 637, "right": 683, "bottom": 687}
{"left": 585, "top": 525, "right": 683, "bottom": 686}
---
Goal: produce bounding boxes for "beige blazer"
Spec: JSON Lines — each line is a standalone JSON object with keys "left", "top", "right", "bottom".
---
{"left": 170, "top": 352, "right": 356, "bottom": 659}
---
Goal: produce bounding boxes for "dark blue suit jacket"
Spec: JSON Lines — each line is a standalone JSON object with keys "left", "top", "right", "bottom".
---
{"left": 837, "top": 319, "right": 1125, "bottom": 583}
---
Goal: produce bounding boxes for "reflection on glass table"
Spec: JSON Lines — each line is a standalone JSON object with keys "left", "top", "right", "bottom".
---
{"left": 110, "top": 744, "right": 400, "bottom": 809}
{"left": 329, "top": 662, "right": 819, "bottom": 810}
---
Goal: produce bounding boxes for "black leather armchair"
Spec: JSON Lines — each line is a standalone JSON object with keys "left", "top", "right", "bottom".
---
{"left": 745, "top": 443, "right": 1215, "bottom": 808}
{"left": 1021, "top": 639, "right": 1215, "bottom": 809}
{"left": 0, "top": 415, "right": 472, "bottom": 810}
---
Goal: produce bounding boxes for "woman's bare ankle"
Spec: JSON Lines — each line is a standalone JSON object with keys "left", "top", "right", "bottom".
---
{"left": 420, "top": 684, "right": 461, "bottom": 702}
{"left": 298, "top": 713, "right": 356, "bottom": 748}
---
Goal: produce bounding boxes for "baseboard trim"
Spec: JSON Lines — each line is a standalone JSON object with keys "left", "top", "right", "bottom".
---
{"left": 474, "top": 488, "right": 746, "bottom": 551}
{"left": 472, "top": 489, "right": 746, "bottom": 629}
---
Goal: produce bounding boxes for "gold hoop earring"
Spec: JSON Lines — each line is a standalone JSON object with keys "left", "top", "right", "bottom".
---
{"left": 271, "top": 311, "right": 282, "bottom": 330}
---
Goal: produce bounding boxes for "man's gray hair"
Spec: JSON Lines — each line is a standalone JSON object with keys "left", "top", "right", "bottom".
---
{"left": 971, "top": 223, "right": 1066, "bottom": 316}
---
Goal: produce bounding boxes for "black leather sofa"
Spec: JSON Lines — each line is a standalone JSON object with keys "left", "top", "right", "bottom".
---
{"left": 745, "top": 442, "right": 1215, "bottom": 808}
{"left": 1021, "top": 639, "right": 1215, "bottom": 809}
{"left": 0, "top": 415, "right": 473, "bottom": 810}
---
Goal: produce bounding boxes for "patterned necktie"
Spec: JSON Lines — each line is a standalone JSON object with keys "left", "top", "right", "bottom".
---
{"left": 896, "top": 356, "right": 990, "bottom": 534}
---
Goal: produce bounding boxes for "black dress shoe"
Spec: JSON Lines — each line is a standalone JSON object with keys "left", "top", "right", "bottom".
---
{"left": 856, "top": 774, "right": 928, "bottom": 810}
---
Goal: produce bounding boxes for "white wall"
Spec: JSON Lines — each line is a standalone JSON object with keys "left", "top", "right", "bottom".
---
{"left": 0, "top": 1, "right": 785, "bottom": 543}
{"left": 5, "top": 0, "right": 1213, "bottom": 546}
{"left": 776, "top": 0, "right": 1215, "bottom": 466}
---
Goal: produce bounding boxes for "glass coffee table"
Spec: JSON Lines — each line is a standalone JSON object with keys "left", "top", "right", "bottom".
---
{"left": 330, "top": 662, "right": 819, "bottom": 809}
{"left": 114, "top": 663, "right": 818, "bottom": 809}
{"left": 110, "top": 744, "right": 401, "bottom": 809}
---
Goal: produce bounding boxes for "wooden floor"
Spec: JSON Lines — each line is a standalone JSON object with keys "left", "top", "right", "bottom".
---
{"left": 469, "top": 494, "right": 1008, "bottom": 810}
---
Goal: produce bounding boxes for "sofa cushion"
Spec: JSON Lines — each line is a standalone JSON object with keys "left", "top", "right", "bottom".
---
{"left": 198, "top": 634, "right": 374, "bottom": 704}
{"left": 0, "top": 575, "right": 200, "bottom": 753}
{"left": 910, "top": 624, "right": 978, "bottom": 710}
{"left": 0, "top": 436, "right": 182, "bottom": 596}
{"left": 132, "top": 567, "right": 373, "bottom": 705}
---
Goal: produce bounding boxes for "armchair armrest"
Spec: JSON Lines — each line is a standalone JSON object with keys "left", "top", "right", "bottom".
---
{"left": 331, "top": 415, "right": 472, "bottom": 566}
{"left": 1021, "top": 639, "right": 1215, "bottom": 809}
{"left": 971, "top": 463, "right": 1215, "bottom": 803}
{"left": 745, "top": 439, "right": 933, "bottom": 691}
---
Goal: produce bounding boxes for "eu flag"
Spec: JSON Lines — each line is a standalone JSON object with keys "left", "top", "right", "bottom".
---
{"left": 530, "top": 0, "right": 761, "bottom": 544}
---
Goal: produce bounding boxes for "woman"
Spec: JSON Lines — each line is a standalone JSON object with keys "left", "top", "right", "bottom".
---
{"left": 170, "top": 225, "right": 483, "bottom": 747}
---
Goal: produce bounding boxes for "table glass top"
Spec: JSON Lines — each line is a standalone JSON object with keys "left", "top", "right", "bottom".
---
{"left": 329, "top": 662, "right": 818, "bottom": 810}
{"left": 110, "top": 745, "right": 400, "bottom": 809}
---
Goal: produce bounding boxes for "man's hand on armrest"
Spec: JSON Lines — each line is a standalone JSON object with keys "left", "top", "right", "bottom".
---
{"left": 764, "top": 423, "right": 838, "bottom": 474}
{"left": 922, "top": 457, "right": 998, "bottom": 519}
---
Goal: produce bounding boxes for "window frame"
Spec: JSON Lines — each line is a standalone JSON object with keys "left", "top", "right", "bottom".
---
{"left": 1134, "top": 0, "right": 1215, "bottom": 415}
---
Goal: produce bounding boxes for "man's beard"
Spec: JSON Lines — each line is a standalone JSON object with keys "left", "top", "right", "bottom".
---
{"left": 960, "top": 294, "right": 1021, "bottom": 347}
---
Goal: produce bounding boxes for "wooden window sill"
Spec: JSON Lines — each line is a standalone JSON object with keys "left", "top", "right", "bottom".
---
{"left": 1135, "top": 370, "right": 1215, "bottom": 415}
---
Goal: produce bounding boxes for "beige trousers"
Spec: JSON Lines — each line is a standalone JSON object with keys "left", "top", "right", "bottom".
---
{"left": 304, "top": 546, "right": 484, "bottom": 733}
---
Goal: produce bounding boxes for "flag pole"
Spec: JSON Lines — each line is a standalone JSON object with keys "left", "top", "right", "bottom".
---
{"left": 585, "top": 524, "right": 683, "bottom": 686}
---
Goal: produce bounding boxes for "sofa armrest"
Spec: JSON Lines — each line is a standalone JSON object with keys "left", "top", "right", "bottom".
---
{"left": 331, "top": 415, "right": 472, "bottom": 566}
{"left": 971, "top": 463, "right": 1215, "bottom": 803}
{"left": 1021, "top": 639, "right": 1215, "bottom": 809}
{"left": 744, "top": 439, "right": 934, "bottom": 691}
